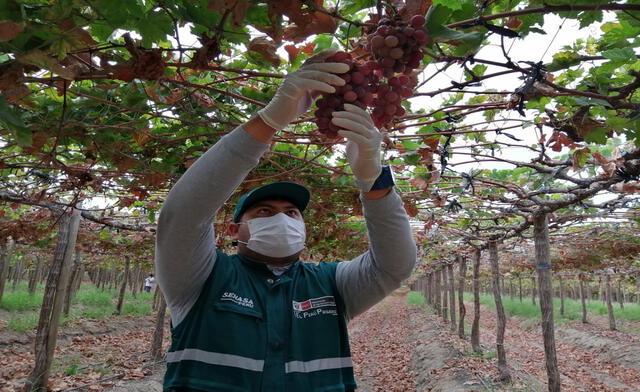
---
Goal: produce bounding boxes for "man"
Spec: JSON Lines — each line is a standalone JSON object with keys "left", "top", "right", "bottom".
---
{"left": 144, "top": 273, "right": 155, "bottom": 293}
{"left": 155, "top": 49, "right": 416, "bottom": 391}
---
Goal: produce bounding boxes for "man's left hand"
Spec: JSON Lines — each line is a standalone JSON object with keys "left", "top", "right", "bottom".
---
{"left": 331, "top": 104, "right": 383, "bottom": 192}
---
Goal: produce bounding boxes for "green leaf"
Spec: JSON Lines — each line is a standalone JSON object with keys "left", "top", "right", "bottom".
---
{"left": 313, "top": 34, "right": 335, "bottom": 52}
{"left": 584, "top": 127, "right": 609, "bottom": 144}
{"left": 338, "top": 0, "right": 373, "bottom": 15}
{"left": 100, "top": 0, "right": 139, "bottom": 27}
{"left": 402, "top": 153, "right": 421, "bottom": 166}
{"left": 602, "top": 47, "right": 637, "bottom": 62}
{"left": 89, "top": 21, "right": 114, "bottom": 42}
{"left": 605, "top": 116, "right": 631, "bottom": 132}
{"left": 432, "top": 0, "right": 465, "bottom": 11}
{"left": 138, "top": 12, "right": 174, "bottom": 46}
{"left": 0, "top": 95, "right": 31, "bottom": 146}
{"left": 401, "top": 140, "right": 420, "bottom": 151}
{"left": 0, "top": 0, "right": 22, "bottom": 21}
{"left": 180, "top": 0, "right": 223, "bottom": 31}
{"left": 547, "top": 50, "right": 580, "bottom": 72}
{"left": 425, "top": 6, "right": 485, "bottom": 47}
{"left": 18, "top": 49, "right": 76, "bottom": 79}
{"left": 578, "top": 11, "right": 602, "bottom": 28}
{"left": 245, "top": 3, "right": 271, "bottom": 28}
{"left": 570, "top": 97, "right": 612, "bottom": 108}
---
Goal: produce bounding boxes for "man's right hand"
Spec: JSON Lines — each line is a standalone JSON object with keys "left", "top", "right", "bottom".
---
{"left": 257, "top": 48, "right": 350, "bottom": 131}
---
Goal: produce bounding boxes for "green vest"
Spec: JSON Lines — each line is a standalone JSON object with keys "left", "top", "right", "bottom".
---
{"left": 164, "top": 251, "right": 356, "bottom": 391}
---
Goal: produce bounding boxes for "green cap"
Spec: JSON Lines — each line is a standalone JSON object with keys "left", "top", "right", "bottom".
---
{"left": 233, "top": 181, "right": 310, "bottom": 222}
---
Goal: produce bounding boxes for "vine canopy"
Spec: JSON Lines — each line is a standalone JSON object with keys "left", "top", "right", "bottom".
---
{"left": 1, "top": 0, "right": 640, "bottom": 260}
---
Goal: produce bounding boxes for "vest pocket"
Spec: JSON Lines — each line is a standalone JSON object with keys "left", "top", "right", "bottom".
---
{"left": 213, "top": 301, "right": 263, "bottom": 321}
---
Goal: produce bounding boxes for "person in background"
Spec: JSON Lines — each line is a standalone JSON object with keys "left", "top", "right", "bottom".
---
{"left": 155, "top": 48, "right": 417, "bottom": 391}
{"left": 144, "top": 273, "right": 155, "bottom": 293}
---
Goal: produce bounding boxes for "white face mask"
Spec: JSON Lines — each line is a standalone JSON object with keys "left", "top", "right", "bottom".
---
{"left": 239, "top": 213, "right": 306, "bottom": 258}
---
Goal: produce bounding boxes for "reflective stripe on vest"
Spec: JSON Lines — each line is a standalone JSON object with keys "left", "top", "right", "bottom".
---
{"left": 285, "top": 357, "right": 353, "bottom": 373}
{"left": 166, "top": 348, "right": 264, "bottom": 372}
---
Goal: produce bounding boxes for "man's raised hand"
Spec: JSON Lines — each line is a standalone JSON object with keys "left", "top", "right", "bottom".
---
{"left": 258, "top": 48, "right": 350, "bottom": 131}
{"left": 331, "top": 104, "right": 383, "bottom": 192}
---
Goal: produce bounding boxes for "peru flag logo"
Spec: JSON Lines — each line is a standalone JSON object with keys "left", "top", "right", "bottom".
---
{"left": 293, "top": 299, "right": 312, "bottom": 311}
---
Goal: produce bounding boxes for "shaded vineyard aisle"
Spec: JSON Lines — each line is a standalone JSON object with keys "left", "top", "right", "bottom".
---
{"left": 348, "top": 291, "right": 418, "bottom": 391}
{"left": 0, "top": 313, "right": 170, "bottom": 391}
{"left": 468, "top": 300, "right": 640, "bottom": 392}
{"left": 348, "top": 290, "right": 488, "bottom": 392}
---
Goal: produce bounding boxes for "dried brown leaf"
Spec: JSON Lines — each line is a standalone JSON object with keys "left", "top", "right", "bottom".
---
{"left": 248, "top": 37, "right": 281, "bottom": 67}
{"left": 0, "top": 20, "right": 23, "bottom": 42}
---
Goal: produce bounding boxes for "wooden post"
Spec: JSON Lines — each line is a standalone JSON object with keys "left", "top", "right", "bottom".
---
{"left": 0, "top": 239, "right": 14, "bottom": 303}
{"left": 151, "top": 288, "right": 167, "bottom": 361}
{"left": 457, "top": 255, "right": 467, "bottom": 339}
{"left": 605, "top": 274, "right": 616, "bottom": 331}
{"left": 579, "top": 274, "right": 588, "bottom": 324}
{"left": 25, "top": 208, "right": 80, "bottom": 392}
{"left": 63, "top": 251, "right": 83, "bottom": 317}
{"left": 132, "top": 263, "right": 143, "bottom": 297}
{"left": 617, "top": 279, "right": 624, "bottom": 309}
{"left": 440, "top": 268, "right": 448, "bottom": 321}
{"left": 426, "top": 272, "right": 432, "bottom": 306}
{"left": 471, "top": 248, "right": 482, "bottom": 354}
{"left": 509, "top": 279, "right": 514, "bottom": 300}
{"left": 488, "top": 241, "right": 511, "bottom": 383}
{"left": 12, "top": 259, "right": 24, "bottom": 291}
{"left": 559, "top": 275, "right": 565, "bottom": 317}
{"left": 448, "top": 263, "right": 456, "bottom": 331}
{"left": 518, "top": 275, "right": 523, "bottom": 302}
{"left": 531, "top": 276, "right": 537, "bottom": 306}
{"left": 533, "top": 213, "right": 561, "bottom": 392}
{"left": 434, "top": 267, "right": 441, "bottom": 316}
{"left": 115, "top": 256, "right": 131, "bottom": 315}
{"left": 28, "top": 255, "right": 43, "bottom": 295}
{"left": 421, "top": 276, "right": 428, "bottom": 303}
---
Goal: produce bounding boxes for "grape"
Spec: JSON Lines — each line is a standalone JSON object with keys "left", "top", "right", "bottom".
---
{"left": 314, "top": 13, "right": 427, "bottom": 136}
{"left": 362, "top": 92, "right": 374, "bottom": 105}
{"left": 389, "top": 47, "right": 404, "bottom": 59}
{"left": 381, "top": 57, "right": 395, "bottom": 68}
{"left": 413, "top": 29, "right": 427, "bottom": 44}
{"left": 371, "top": 35, "right": 385, "bottom": 48}
{"left": 331, "top": 51, "right": 351, "bottom": 62}
{"left": 376, "top": 25, "right": 390, "bottom": 35}
{"left": 400, "top": 87, "right": 413, "bottom": 98}
{"left": 365, "top": 13, "right": 426, "bottom": 129}
{"left": 351, "top": 72, "right": 365, "bottom": 85}
{"left": 384, "top": 104, "right": 397, "bottom": 116}
{"left": 343, "top": 90, "right": 358, "bottom": 102}
{"left": 410, "top": 15, "right": 425, "bottom": 28}
{"left": 327, "top": 96, "right": 341, "bottom": 108}
{"left": 384, "top": 35, "right": 399, "bottom": 48}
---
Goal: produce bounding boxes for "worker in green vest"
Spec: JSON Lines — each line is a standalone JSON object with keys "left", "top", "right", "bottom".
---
{"left": 155, "top": 48, "right": 417, "bottom": 391}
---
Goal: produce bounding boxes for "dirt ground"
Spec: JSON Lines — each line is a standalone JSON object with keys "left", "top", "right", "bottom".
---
{"left": 1, "top": 290, "right": 640, "bottom": 391}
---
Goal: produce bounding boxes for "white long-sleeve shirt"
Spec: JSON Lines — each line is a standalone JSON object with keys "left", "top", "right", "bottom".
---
{"left": 155, "top": 126, "right": 417, "bottom": 326}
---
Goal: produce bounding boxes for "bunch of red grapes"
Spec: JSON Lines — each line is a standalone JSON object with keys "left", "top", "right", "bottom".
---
{"left": 314, "top": 14, "right": 427, "bottom": 138}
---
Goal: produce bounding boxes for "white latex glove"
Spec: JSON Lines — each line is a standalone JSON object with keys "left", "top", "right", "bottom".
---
{"left": 257, "top": 48, "right": 349, "bottom": 131}
{"left": 332, "top": 104, "right": 383, "bottom": 192}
